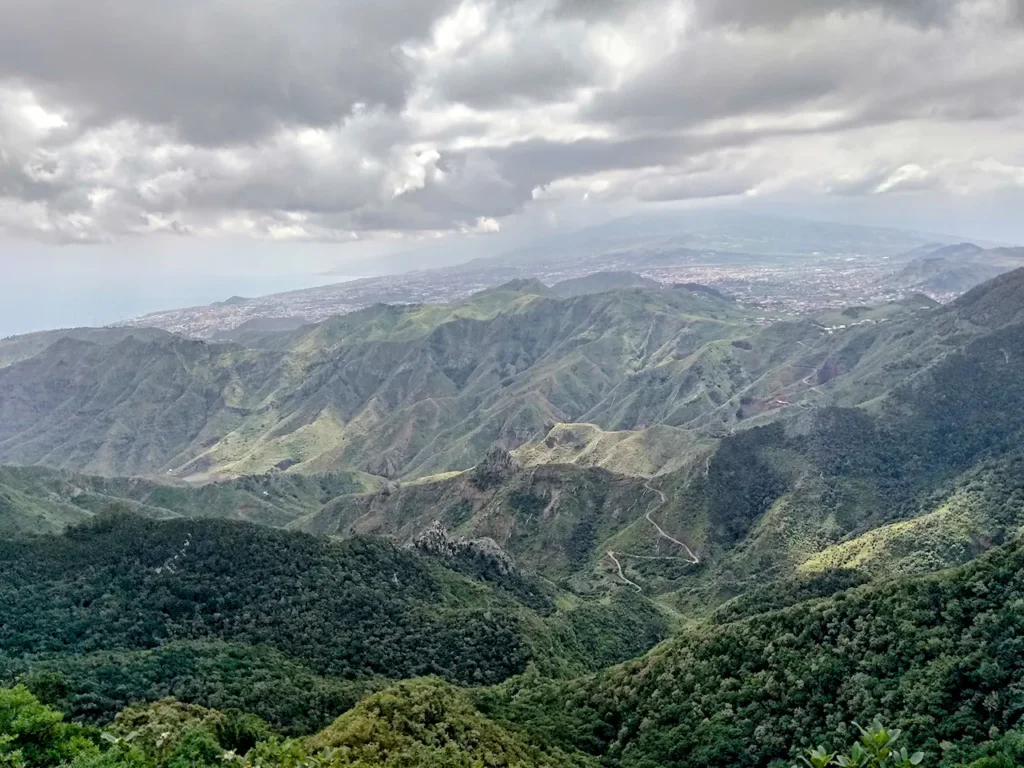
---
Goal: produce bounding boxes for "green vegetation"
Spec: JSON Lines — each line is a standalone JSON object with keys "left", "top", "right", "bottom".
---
{"left": 9, "top": 526, "right": 1024, "bottom": 768}
{"left": 480, "top": 541, "right": 1024, "bottom": 768}
{"left": 550, "top": 271, "right": 660, "bottom": 298}
{"left": 0, "top": 283, "right": 755, "bottom": 480}
{"left": 4, "top": 270, "right": 1024, "bottom": 768}
{"left": 7, "top": 643, "right": 378, "bottom": 736}
{"left": 0, "top": 515, "right": 668, "bottom": 734}
{"left": 0, "top": 466, "right": 379, "bottom": 536}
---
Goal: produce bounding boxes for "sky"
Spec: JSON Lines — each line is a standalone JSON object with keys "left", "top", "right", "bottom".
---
{"left": 2, "top": 0, "right": 1024, "bottom": 334}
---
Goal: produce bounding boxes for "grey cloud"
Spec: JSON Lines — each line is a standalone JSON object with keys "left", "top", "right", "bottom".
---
{"left": 426, "top": 2, "right": 600, "bottom": 108}
{"left": 634, "top": 170, "right": 756, "bottom": 202}
{"left": 548, "top": 0, "right": 642, "bottom": 20}
{"left": 699, "top": 0, "right": 960, "bottom": 28}
{"left": 0, "top": 0, "right": 458, "bottom": 145}
{"left": 432, "top": 38, "right": 592, "bottom": 108}
{"left": 2, "top": 0, "right": 1024, "bottom": 244}
{"left": 828, "top": 165, "right": 941, "bottom": 196}
{"left": 585, "top": 34, "right": 850, "bottom": 129}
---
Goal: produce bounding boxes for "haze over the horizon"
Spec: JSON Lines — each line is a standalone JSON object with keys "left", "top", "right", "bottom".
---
{"left": 3, "top": 0, "right": 1024, "bottom": 334}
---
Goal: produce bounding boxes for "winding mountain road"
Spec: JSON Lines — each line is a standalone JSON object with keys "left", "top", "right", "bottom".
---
{"left": 606, "top": 550, "right": 642, "bottom": 592}
{"left": 642, "top": 485, "right": 700, "bottom": 564}
{"left": 605, "top": 484, "right": 700, "bottom": 592}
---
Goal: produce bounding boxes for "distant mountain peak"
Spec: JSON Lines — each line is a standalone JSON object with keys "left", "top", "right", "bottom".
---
{"left": 551, "top": 271, "right": 660, "bottom": 298}
{"left": 928, "top": 242, "right": 985, "bottom": 259}
{"left": 488, "top": 278, "right": 554, "bottom": 296}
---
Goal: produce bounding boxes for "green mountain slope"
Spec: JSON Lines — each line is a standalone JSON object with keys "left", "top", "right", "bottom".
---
{"left": 8, "top": 268, "right": 1012, "bottom": 483}
{"left": 0, "top": 514, "right": 668, "bottom": 730}
{"left": 293, "top": 279, "right": 1024, "bottom": 612}
{"left": 304, "top": 677, "right": 593, "bottom": 768}
{"left": 0, "top": 465, "right": 380, "bottom": 535}
{"left": 482, "top": 540, "right": 1024, "bottom": 768}
{"left": 2, "top": 270, "right": 1024, "bottom": 604}
{"left": 551, "top": 271, "right": 660, "bottom": 298}
{"left": 0, "top": 283, "right": 755, "bottom": 480}
{"left": 0, "top": 327, "right": 175, "bottom": 368}
{"left": 8, "top": 541, "right": 1024, "bottom": 768}
{"left": 0, "top": 272, "right": 947, "bottom": 482}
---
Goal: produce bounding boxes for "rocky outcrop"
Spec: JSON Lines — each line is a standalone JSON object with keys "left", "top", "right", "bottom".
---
{"left": 469, "top": 446, "right": 521, "bottom": 490}
{"left": 410, "top": 521, "right": 519, "bottom": 576}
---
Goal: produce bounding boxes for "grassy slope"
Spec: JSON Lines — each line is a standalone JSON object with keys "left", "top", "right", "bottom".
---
{"left": 0, "top": 465, "right": 380, "bottom": 535}
{"left": 513, "top": 422, "right": 713, "bottom": 477}
{"left": 0, "top": 284, "right": 757, "bottom": 480}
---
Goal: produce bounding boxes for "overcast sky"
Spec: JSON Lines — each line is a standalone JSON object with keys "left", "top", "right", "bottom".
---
{"left": 2, "top": 0, "right": 1024, "bottom": 332}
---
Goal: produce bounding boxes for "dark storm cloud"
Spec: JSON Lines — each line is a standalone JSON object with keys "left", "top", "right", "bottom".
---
{"left": 0, "top": 0, "right": 459, "bottom": 145}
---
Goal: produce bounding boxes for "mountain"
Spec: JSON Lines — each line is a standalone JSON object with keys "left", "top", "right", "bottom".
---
{"left": 13, "top": 536, "right": 1024, "bottom": 768}
{"left": 481, "top": 538, "right": 1024, "bottom": 768}
{"left": 285, "top": 270, "right": 1024, "bottom": 609}
{"left": 885, "top": 243, "right": 1024, "bottom": 296}
{"left": 0, "top": 465, "right": 379, "bottom": 535}
{"left": 893, "top": 257, "right": 1007, "bottom": 293}
{"left": 0, "top": 283, "right": 758, "bottom": 480}
{"left": 498, "top": 209, "right": 948, "bottom": 264}
{"left": 6, "top": 270, "right": 1024, "bottom": 768}
{"left": 4, "top": 271, "right": 1024, "bottom": 600}
{"left": 0, "top": 326, "right": 174, "bottom": 368}
{"left": 0, "top": 273, "right": 963, "bottom": 483}
{"left": 551, "top": 271, "right": 661, "bottom": 298}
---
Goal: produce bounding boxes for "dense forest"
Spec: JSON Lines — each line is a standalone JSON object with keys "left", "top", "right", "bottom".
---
{"left": 0, "top": 514, "right": 667, "bottom": 732}
{"left": 6, "top": 541, "right": 1024, "bottom": 767}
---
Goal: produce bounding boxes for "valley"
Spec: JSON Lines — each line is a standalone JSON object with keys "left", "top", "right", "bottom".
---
{"left": 2, "top": 263, "right": 1024, "bottom": 768}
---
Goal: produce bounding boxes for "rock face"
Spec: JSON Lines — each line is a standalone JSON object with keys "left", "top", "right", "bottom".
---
{"left": 470, "top": 446, "right": 521, "bottom": 490}
{"left": 411, "top": 521, "right": 519, "bottom": 576}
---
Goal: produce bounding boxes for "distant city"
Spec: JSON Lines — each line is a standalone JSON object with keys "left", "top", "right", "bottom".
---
{"left": 119, "top": 212, "right": 1024, "bottom": 339}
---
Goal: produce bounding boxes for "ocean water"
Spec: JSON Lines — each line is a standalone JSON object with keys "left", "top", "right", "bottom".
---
{"left": 0, "top": 272, "right": 350, "bottom": 338}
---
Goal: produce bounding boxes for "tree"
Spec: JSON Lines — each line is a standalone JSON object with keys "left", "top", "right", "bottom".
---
{"left": 795, "top": 720, "right": 925, "bottom": 768}
{"left": 0, "top": 686, "right": 94, "bottom": 768}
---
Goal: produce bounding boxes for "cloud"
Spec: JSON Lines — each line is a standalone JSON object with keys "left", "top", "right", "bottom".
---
{"left": 0, "top": 0, "right": 459, "bottom": 145}
{"left": 1, "top": 0, "right": 1024, "bottom": 243}
{"left": 697, "top": 0, "right": 958, "bottom": 29}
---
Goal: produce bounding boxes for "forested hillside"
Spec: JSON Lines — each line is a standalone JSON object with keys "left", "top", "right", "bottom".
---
{"left": 481, "top": 540, "right": 1024, "bottom": 768}
{"left": 0, "top": 514, "right": 667, "bottom": 731}
{"left": 5, "top": 540, "right": 1024, "bottom": 768}
{"left": 3, "top": 270, "right": 1024, "bottom": 768}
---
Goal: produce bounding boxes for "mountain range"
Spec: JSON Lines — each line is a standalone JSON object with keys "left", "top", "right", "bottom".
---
{"left": 3, "top": 264, "right": 1024, "bottom": 768}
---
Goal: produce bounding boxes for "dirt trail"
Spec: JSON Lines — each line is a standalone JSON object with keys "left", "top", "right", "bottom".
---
{"left": 604, "top": 484, "right": 699, "bottom": 591}
{"left": 606, "top": 550, "right": 642, "bottom": 592}
{"left": 641, "top": 485, "right": 700, "bottom": 564}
